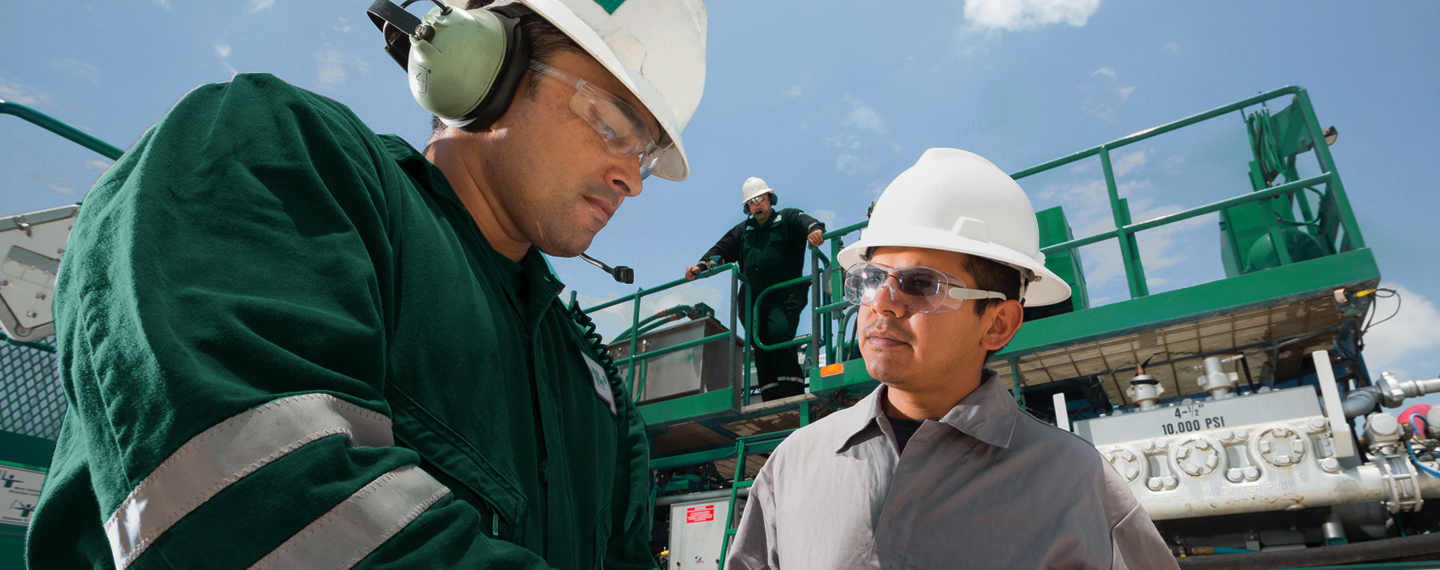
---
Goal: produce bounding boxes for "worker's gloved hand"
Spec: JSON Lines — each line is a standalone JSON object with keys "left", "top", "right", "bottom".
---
{"left": 808, "top": 229, "right": 824, "bottom": 247}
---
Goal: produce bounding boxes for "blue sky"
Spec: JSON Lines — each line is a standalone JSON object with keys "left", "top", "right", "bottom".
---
{"left": 2, "top": 0, "right": 1438, "bottom": 392}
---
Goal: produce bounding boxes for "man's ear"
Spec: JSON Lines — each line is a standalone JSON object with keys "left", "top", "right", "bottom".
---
{"left": 979, "top": 300, "right": 1024, "bottom": 352}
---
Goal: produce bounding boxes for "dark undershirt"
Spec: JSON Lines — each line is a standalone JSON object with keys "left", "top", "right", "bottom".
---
{"left": 888, "top": 417, "right": 925, "bottom": 454}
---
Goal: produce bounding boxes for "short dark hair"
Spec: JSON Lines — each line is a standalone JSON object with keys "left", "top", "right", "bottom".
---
{"left": 428, "top": 1, "right": 586, "bottom": 139}
{"left": 959, "top": 254, "right": 1024, "bottom": 363}
{"left": 744, "top": 192, "right": 778, "bottom": 215}
{"left": 959, "top": 255, "right": 1023, "bottom": 316}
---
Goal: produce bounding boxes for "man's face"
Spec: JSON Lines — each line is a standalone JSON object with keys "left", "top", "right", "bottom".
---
{"left": 748, "top": 194, "right": 772, "bottom": 217}
{"left": 858, "top": 247, "right": 994, "bottom": 391}
{"left": 475, "top": 50, "right": 662, "bottom": 257}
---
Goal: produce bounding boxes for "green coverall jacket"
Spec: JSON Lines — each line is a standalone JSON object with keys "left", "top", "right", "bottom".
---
{"left": 699, "top": 208, "right": 824, "bottom": 308}
{"left": 28, "top": 74, "right": 654, "bottom": 570}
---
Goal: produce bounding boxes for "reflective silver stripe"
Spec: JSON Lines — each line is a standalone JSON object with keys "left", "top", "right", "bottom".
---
{"left": 249, "top": 465, "right": 449, "bottom": 570}
{"left": 104, "top": 394, "right": 393, "bottom": 570}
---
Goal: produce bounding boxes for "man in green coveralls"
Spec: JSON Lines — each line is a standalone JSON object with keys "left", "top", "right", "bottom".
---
{"left": 684, "top": 178, "right": 824, "bottom": 402}
{"left": 27, "top": 0, "right": 707, "bottom": 568}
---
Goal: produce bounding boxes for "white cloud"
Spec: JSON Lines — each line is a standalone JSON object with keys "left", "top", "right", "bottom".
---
{"left": 1082, "top": 101, "right": 1117, "bottom": 122}
{"left": 335, "top": 16, "right": 351, "bottom": 33}
{"left": 1111, "top": 148, "right": 1148, "bottom": 177}
{"left": 154, "top": 0, "right": 169, "bottom": 8}
{"left": 213, "top": 43, "right": 239, "bottom": 77}
{"left": 822, "top": 134, "right": 861, "bottom": 150}
{"left": 841, "top": 95, "right": 886, "bottom": 132}
{"left": 812, "top": 209, "right": 838, "bottom": 226}
{"left": 836, "top": 154, "right": 868, "bottom": 175}
{"left": 1164, "top": 43, "right": 1179, "bottom": 53}
{"left": 30, "top": 173, "right": 78, "bottom": 196}
{"left": 247, "top": 0, "right": 275, "bottom": 14}
{"left": 312, "top": 45, "right": 370, "bottom": 89}
{"left": 1161, "top": 153, "right": 1187, "bottom": 174}
{"left": 1080, "top": 68, "right": 1135, "bottom": 123}
{"left": 53, "top": 59, "right": 99, "bottom": 86}
{"left": 1362, "top": 284, "right": 1440, "bottom": 381}
{"left": 782, "top": 85, "right": 803, "bottom": 100}
{"left": 0, "top": 77, "right": 56, "bottom": 107}
{"left": 82, "top": 158, "right": 112, "bottom": 172}
{"left": 963, "top": 0, "right": 1102, "bottom": 32}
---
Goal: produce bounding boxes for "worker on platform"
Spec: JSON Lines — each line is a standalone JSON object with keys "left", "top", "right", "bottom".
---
{"left": 725, "top": 149, "right": 1177, "bottom": 570}
{"left": 684, "top": 177, "right": 825, "bottom": 402}
{"left": 28, "top": 1, "right": 707, "bottom": 568}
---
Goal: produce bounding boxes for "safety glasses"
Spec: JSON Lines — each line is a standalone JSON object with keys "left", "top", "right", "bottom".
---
{"left": 745, "top": 195, "right": 767, "bottom": 206}
{"left": 529, "top": 61, "right": 667, "bottom": 180}
{"left": 843, "top": 261, "right": 1007, "bottom": 314}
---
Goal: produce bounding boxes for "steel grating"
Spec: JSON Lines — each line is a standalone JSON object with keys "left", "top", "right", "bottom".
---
{"left": 990, "top": 294, "right": 1343, "bottom": 406}
{"left": 0, "top": 340, "right": 65, "bottom": 440}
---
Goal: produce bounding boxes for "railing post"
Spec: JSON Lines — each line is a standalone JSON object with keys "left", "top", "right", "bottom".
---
{"left": 1101, "top": 147, "right": 1149, "bottom": 299}
{"left": 628, "top": 286, "right": 642, "bottom": 395}
{"left": 1294, "top": 89, "right": 1366, "bottom": 251}
{"left": 809, "top": 247, "right": 821, "bottom": 378}
{"left": 1009, "top": 359, "right": 1024, "bottom": 404}
{"left": 729, "top": 268, "right": 740, "bottom": 409}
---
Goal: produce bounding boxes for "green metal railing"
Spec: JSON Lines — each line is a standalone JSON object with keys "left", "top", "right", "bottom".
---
{"left": 1, "top": 100, "right": 124, "bottom": 161}
{"left": 1007, "top": 85, "right": 1363, "bottom": 298}
{"left": 601, "top": 86, "right": 1365, "bottom": 418}
{"left": 2, "top": 101, "right": 120, "bottom": 442}
{"left": 583, "top": 263, "right": 755, "bottom": 404}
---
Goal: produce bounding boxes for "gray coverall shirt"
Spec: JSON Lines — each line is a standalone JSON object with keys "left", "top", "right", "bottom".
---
{"left": 725, "top": 371, "right": 1179, "bottom": 570}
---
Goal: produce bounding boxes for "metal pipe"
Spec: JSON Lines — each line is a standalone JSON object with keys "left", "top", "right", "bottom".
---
{"left": 750, "top": 275, "right": 813, "bottom": 352}
{"left": 654, "top": 487, "right": 750, "bottom": 507}
{"left": 1, "top": 100, "right": 124, "bottom": 160}
{"left": 1342, "top": 389, "right": 1378, "bottom": 419}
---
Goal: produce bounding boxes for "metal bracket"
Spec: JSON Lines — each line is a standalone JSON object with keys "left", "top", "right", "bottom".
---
{"left": 1375, "top": 449, "right": 1422, "bottom": 513}
{"left": 1313, "top": 350, "right": 1358, "bottom": 466}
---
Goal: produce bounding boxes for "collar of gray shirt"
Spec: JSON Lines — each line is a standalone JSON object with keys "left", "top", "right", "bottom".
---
{"left": 835, "top": 368, "right": 1017, "bottom": 453}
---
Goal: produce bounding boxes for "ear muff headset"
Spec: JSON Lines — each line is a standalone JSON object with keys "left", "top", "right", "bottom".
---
{"left": 368, "top": 0, "right": 531, "bottom": 132}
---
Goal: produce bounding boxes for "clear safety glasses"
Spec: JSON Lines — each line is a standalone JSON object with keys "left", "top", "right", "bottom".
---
{"left": 843, "top": 261, "right": 1007, "bottom": 314}
{"left": 529, "top": 61, "right": 667, "bottom": 180}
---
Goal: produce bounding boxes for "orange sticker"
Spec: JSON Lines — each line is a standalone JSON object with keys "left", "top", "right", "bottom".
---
{"left": 820, "top": 363, "right": 844, "bottom": 377}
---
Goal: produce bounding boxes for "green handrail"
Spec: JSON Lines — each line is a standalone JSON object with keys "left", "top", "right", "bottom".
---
{"left": 1, "top": 100, "right": 124, "bottom": 160}
{"left": 747, "top": 275, "right": 814, "bottom": 352}
{"left": 1037, "top": 173, "right": 1334, "bottom": 256}
{"left": 583, "top": 264, "right": 751, "bottom": 400}
{"left": 1, "top": 331, "right": 56, "bottom": 353}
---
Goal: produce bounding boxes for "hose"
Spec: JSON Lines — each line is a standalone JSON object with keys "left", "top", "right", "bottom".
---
{"left": 1406, "top": 441, "right": 1440, "bottom": 479}
{"left": 1177, "top": 532, "right": 1440, "bottom": 569}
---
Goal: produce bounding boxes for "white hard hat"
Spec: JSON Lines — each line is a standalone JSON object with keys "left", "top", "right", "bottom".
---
{"left": 838, "top": 148, "right": 1072, "bottom": 307}
{"left": 490, "top": 0, "right": 707, "bottom": 181}
{"left": 741, "top": 177, "right": 775, "bottom": 204}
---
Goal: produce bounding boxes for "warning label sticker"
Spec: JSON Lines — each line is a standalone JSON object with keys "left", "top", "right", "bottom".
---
{"left": 1, "top": 463, "right": 46, "bottom": 528}
{"left": 685, "top": 504, "right": 715, "bottom": 524}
